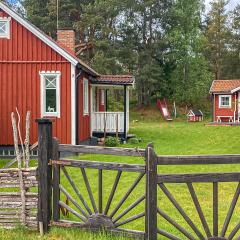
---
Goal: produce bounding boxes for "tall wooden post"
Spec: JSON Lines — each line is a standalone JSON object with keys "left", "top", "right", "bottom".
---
{"left": 123, "top": 85, "right": 127, "bottom": 142}
{"left": 36, "top": 119, "right": 53, "bottom": 234}
{"left": 52, "top": 138, "right": 60, "bottom": 222}
{"left": 145, "top": 143, "right": 157, "bottom": 240}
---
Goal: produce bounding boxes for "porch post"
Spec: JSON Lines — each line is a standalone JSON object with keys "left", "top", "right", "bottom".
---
{"left": 124, "top": 85, "right": 127, "bottom": 142}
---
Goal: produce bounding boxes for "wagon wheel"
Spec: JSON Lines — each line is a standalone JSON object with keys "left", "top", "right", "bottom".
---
{"left": 58, "top": 165, "right": 145, "bottom": 233}
{"left": 157, "top": 182, "right": 240, "bottom": 240}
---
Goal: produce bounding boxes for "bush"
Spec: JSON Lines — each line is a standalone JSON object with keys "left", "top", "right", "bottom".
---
{"left": 128, "top": 137, "right": 141, "bottom": 144}
{"left": 105, "top": 137, "right": 119, "bottom": 147}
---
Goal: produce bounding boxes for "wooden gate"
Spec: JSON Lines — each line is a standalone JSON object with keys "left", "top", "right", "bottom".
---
{"left": 146, "top": 148, "right": 240, "bottom": 240}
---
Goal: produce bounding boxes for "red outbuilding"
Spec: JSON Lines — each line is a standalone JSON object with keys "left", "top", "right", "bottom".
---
{"left": 210, "top": 80, "right": 240, "bottom": 123}
{"left": 0, "top": 2, "right": 134, "bottom": 145}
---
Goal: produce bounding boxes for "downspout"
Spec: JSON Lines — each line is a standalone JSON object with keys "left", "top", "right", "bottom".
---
{"left": 212, "top": 94, "right": 215, "bottom": 122}
{"left": 234, "top": 93, "right": 237, "bottom": 122}
{"left": 123, "top": 85, "right": 127, "bottom": 142}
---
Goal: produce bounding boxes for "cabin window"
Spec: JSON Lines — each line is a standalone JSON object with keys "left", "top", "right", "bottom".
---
{"left": 40, "top": 71, "right": 61, "bottom": 117}
{"left": 219, "top": 95, "right": 231, "bottom": 108}
{"left": 83, "top": 78, "right": 89, "bottom": 115}
{"left": 0, "top": 18, "right": 11, "bottom": 39}
{"left": 101, "top": 89, "right": 105, "bottom": 105}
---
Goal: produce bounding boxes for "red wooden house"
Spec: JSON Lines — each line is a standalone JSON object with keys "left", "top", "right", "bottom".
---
{"left": 210, "top": 80, "right": 240, "bottom": 123}
{"left": 0, "top": 2, "right": 134, "bottom": 145}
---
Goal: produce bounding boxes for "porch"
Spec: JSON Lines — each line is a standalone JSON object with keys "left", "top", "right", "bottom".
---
{"left": 90, "top": 75, "right": 133, "bottom": 140}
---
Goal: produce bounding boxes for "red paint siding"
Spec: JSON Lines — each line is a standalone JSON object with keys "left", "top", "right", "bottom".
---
{"left": 78, "top": 75, "right": 91, "bottom": 142}
{"left": 214, "top": 94, "right": 238, "bottom": 122}
{"left": 99, "top": 89, "right": 105, "bottom": 112}
{"left": 0, "top": 11, "right": 72, "bottom": 144}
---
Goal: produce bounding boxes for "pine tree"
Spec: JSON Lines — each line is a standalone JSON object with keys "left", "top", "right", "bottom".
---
{"left": 205, "top": 0, "right": 230, "bottom": 79}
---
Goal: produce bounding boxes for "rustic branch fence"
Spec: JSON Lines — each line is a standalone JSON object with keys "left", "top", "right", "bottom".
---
{"left": 35, "top": 119, "right": 240, "bottom": 240}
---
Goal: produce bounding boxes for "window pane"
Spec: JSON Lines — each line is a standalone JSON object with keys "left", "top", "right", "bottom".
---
{"left": 0, "top": 22, "right": 6, "bottom": 34}
{"left": 46, "top": 77, "right": 57, "bottom": 89}
{"left": 46, "top": 89, "right": 56, "bottom": 112}
{"left": 221, "top": 97, "right": 230, "bottom": 106}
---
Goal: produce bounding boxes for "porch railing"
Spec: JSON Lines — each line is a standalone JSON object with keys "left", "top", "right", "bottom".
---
{"left": 91, "top": 112, "right": 129, "bottom": 133}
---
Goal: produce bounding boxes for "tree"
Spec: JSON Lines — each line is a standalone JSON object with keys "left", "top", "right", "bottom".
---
{"left": 166, "top": 0, "right": 212, "bottom": 106}
{"left": 205, "top": 0, "right": 230, "bottom": 79}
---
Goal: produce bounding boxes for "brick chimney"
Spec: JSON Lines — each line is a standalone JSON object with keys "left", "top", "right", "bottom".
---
{"left": 57, "top": 29, "right": 75, "bottom": 54}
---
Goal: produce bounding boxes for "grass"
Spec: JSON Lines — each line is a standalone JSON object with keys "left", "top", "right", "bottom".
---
{"left": 2, "top": 108, "right": 240, "bottom": 239}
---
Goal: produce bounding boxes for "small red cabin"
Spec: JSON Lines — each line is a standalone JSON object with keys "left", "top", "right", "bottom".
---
{"left": 187, "top": 110, "right": 203, "bottom": 122}
{"left": 0, "top": 2, "right": 134, "bottom": 145}
{"left": 210, "top": 80, "right": 240, "bottom": 123}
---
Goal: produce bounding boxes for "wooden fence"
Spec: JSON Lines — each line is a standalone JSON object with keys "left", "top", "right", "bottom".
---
{"left": 0, "top": 167, "right": 38, "bottom": 229}
{"left": 36, "top": 119, "right": 240, "bottom": 239}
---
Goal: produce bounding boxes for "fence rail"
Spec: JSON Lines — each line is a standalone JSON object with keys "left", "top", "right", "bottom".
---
{"left": 36, "top": 119, "right": 240, "bottom": 239}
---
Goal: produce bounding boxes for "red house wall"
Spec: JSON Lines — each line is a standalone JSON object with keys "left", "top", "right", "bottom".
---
{"left": 78, "top": 75, "right": 91, "bottom": 142}
{"left": 214, "top": 94, "right": 238, "bottom": 122}
{"left": 0, "top": 11, "right": 72, "bottom": 145}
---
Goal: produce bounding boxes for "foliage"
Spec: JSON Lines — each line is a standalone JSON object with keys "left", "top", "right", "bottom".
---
{"left": 128, "top": 137, "right": 140, "bottom": 144}
{"left": 19, "top": 0, "right": 240, "bottom": 107}
{"left": 104, "top": 136, "right": 119, "bottom": 147}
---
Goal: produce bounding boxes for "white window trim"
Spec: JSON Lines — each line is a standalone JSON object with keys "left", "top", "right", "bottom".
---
{"left": 40, "top": 71, "right": 61, "bottom": 118}
{"left": 219, "top": 95, "right": 231, "bottom": 108}
{"left": 101, "top": 89, "right": 105, "bottom": 105}
{"left": 0, "top": 17, "right": 11, "bottom": 39}
{"left": 83, "top": 78, "right": 89, "bottom": 115}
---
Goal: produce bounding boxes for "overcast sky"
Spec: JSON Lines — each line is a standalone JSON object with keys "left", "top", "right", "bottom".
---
{"left": 205, "top": 0, "right": 239, "bottom": 11}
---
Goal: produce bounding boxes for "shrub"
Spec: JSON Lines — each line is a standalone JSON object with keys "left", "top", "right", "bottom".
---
{"left": 128, "top": 137, "right": 140, "bottom": 144}
{"left": 105, "top": 136, "right": 119, "bottom": 147}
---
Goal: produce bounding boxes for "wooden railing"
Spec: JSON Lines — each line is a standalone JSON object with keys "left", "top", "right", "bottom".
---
{"left": 91, "top": 112, "right": 129, "bottom": 133}
{"left": 36, "top": 119, "right": 240, "bottom": 239}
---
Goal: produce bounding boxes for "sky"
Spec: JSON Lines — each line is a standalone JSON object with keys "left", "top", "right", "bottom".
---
{"left": 205, "top": 0, "right": 239, "bottom": 11}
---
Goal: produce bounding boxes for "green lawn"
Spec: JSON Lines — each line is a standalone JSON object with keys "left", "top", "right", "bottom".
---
{"left": 2, "top": 112, "right": 240, "bottom": 239}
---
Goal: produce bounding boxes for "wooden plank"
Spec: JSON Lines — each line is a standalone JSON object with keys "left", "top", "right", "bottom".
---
{"left": 221, "top": 183, "right": 240, "bottom": 237}
{"left": 51, "top": 159, "right": 145, "bottom": 173}
{"left": 157, "top": 208, "right": 195, "bottom": 240}
{"left": 157, "top": 155, "right": 240, "bottom": 165}
{"left": 145, "top": 143, "right": 157, "bottom": 240}
{"left": 52, "top": 138, "right": 60, "bottom": 222}
{"left": 36, "top": 119, "right": 53, "bottom": 233}
{"left": 213, "top": 182, "right": 218, "bottom": 237}
{"left": 61, "top": 166, "right": 92, "bottom": 215}
{"left": 187, "top": 183, "right": 212, "bottom": 238}
{"left": 157, "top": 173, "right": 240, "bottom": 183}
{"left": 104, "top": 170, "right": 122, "bottom": 215}
{"left": 59, "top": 144, "right": 145, "bottom": 157}
{"left": 109, "top": 172, "right": 145, "bottom": 219}
{"left": 98, "top": 169, "right": 103, "bottom": 214}
{"left": 158, "top": 183, "right": 205, "bottom": 240}
{"left": 157, "top": 228, "right": 182, "bottom": 240}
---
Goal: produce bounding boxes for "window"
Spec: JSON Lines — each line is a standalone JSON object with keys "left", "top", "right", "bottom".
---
{"left": 40, "top": 71, "right": 61, "bottom": 117}
{"left": 0, "top": 18, "right": 11, "bottom": 39}
{"left": 219, "top": 95, "right": 231, "bottom": 108}
{"left": 83, "top": 79, "right": 89, "bottom": 115}
{"left": 101, "top": 89, "right": 105, "bottom": 105}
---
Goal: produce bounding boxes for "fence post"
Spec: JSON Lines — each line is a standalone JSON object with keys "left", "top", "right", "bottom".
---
{"left": 145, "top": 143, "right": 157, "bottom": 240}
{"left": 52, "top": 138, "right": 60, "bottom": 222}
{"left": 36, "top": 119, "right": 53, "bottom": 234}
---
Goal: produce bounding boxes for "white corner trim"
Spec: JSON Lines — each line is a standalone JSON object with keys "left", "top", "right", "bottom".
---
{"left": 0, "top": 17, "right": 11, "bottom": 39}
{"left": 40, "top": 71, "right": 61, "bottom": 118}
{"left": 218, "top": 95, "right": 232, "bottom": 108}
{"left": 231, "top": 86, "right": 240, "bottom": 93}
{"left": 0, "top": 2, "right": 78, "bottom": 66}
{"left": 71, "top": 65, "right": 76, "bottom": 145}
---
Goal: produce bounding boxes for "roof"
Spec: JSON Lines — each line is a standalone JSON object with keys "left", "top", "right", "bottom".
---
{"left": 92, "top": 75, "right": 135, "bottom": 86}
{"left": 188, "top": 110, "right": 203, "bottom": 116}
{"left": 0, "top": 2, "right": 98, "bottom": 76}
{"left": 210, "top": 80, "right": 240, "bottom": 93}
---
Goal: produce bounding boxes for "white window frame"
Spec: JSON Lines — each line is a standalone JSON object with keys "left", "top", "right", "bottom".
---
{"left": 0, "top": 17, "right": 11, "bottom": 39}
{"left": 40, "top": 71, "right": 61, "bottom": 118}
{"left": 219, "top": 95, "right": 231, "bottom": 108}
{"left": 101, "top": 89, "right": 105, "bottom": 105}
{"left": 83, "top": 78, "right": 89, "bottom": 115}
